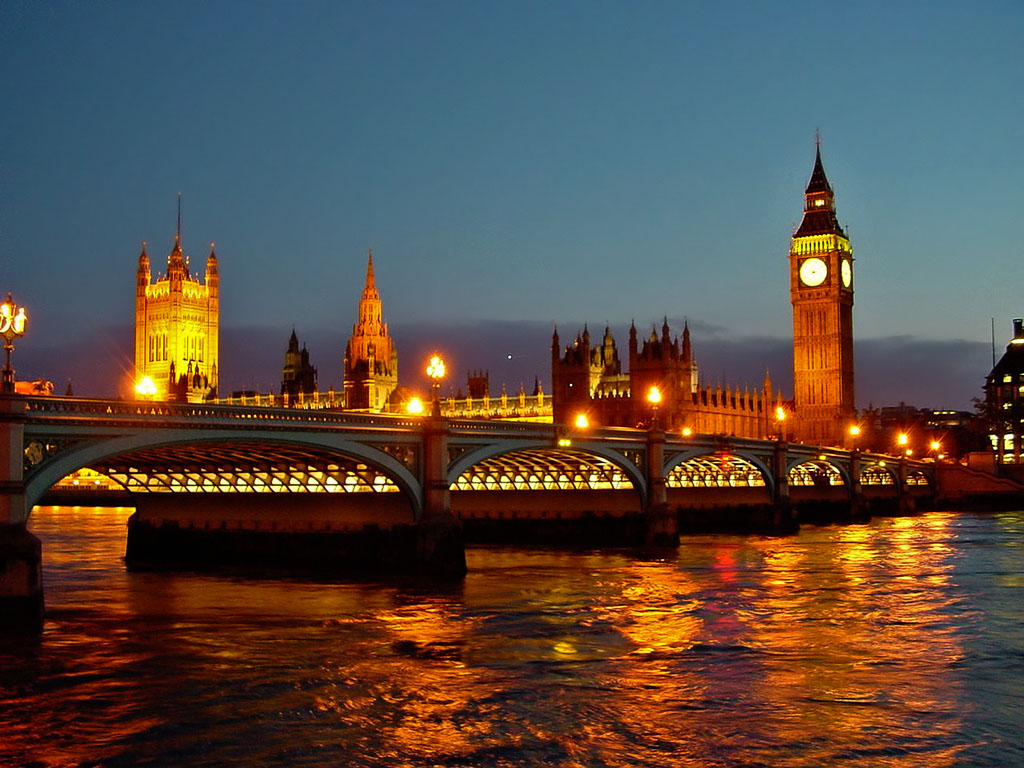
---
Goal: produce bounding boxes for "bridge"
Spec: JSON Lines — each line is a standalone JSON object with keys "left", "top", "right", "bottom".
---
{"left": 1, "top": 395, "right": 934, "bottom": 629}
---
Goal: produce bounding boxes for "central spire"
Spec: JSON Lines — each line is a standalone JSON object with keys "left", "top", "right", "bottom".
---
{"left": 361, "top": 249, "right": 379, "bottom": 300}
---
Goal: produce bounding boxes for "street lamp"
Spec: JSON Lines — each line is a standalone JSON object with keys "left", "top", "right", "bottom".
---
{"left": 574, "top": 412, "right": 589, "bottom": 429}
{"left": 135, "top": 375, "right": 158, "bottom": 399}
{"left": 407, "top": 396, "right": 424, "bottom": 415}
{"left": 0, "top": 293, "right": 28, "bottom": 394}
{"left": 647, "top": 385, "right": 662, "bottom": 428}
{"left": 426, "top": 354, "right": 446, "bottom": 416}
{"left": 775, "top": 406, "right": 787, "bottom": 441}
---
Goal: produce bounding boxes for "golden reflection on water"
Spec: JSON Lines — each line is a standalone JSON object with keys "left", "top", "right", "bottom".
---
{"left": 747, "top": 515, "right": 966, "bottom": 767}
{"left": 4, "top": 506, "right": 1010, "bottom": 767}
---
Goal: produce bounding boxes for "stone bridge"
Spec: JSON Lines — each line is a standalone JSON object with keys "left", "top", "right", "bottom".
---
{"left": 1, "top": 395, "right": 934, "bottom": 629}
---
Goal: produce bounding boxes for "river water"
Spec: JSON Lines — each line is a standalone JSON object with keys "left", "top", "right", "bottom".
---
{"left": 1, "top": 506, "right": 1022, "bottom": 767}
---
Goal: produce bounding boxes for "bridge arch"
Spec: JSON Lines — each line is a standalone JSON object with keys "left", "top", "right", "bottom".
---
{"left": 860, "top": 461, "right": 898, "bottom": 486}
{"left": 664, "top": 449, "right": 775, "bottom": 492}
{"left": 786, "top": 457, "right": 851, "bottom": 488}
{"left": 447, "top": 440, "right": 648, "bottom": 507}
{"left": 24, "top": 429, "right": 424, "bottom": 520}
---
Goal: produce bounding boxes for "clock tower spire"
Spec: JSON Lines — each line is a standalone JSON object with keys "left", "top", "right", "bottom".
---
{"left": 789, "top": 141, "right": 855, "bottom": 445}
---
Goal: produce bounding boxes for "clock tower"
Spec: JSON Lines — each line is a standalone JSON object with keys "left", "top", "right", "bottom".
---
{"left": 789, "top": 143, "right": 855, "bottom": 445}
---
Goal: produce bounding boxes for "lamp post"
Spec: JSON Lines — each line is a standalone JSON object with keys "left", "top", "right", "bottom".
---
{"left": 426, "top": 354, "right": 446, "bottom": 417}
{"left": 0, "top": 293, "right": 28, "bottom": 395}
{"left": 647, "top": 385, "right": 662, "bottom": 429}
{"left": 775, "top": 406, "right": 787, "bottom": 442}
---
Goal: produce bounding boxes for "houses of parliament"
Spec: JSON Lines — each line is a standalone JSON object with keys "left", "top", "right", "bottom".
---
{"left": 133, "top": 146, "right": 857, "bottom": 447}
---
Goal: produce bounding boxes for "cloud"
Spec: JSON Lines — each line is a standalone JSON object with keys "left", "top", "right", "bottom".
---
{"left": 16, "top": 320, "right": 990, "bottom": 411}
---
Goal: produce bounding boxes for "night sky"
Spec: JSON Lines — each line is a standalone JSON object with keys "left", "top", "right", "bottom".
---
{"left": 2, "top": 1, "right": 1021, "bottom": 409}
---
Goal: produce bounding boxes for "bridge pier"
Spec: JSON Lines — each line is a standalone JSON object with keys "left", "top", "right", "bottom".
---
{"left": 645, "top": 427, "right": 678, "bottom": 546}
{"left": 770, "top": 440, "right": 797, "bottom": 532}
{"left": 1, "top": 397, "right": 42, "bottom": 631}
{"left": 849, "top": 449, "right": 868, "bottom": 520}
{"left": 419, "top": 417, "right": 466, "bottom": 578}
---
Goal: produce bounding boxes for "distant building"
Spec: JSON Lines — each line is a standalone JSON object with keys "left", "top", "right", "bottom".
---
{"left": 985, "top": 318, "right": 1024, "bottom": 470}
{"left": 280, "top": 330, "right": 318, "bottom": 402}
{"left": 859, "top": 403, "right": 980, "bottom": 459}
{"left": 551, "top": 320, "right": 780, "bottom": 437}
{"left": 134, "top": 225, "right": 219, "bottom": 402}
{"left": 343, "top": 251, "right": 398, "bottom": 411}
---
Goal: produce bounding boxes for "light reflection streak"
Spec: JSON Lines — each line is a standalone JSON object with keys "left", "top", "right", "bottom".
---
{"left": 3, "top": 507, "right": 1007, "bottom": 767}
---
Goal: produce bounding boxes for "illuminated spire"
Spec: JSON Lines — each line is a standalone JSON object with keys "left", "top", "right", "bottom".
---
{"left": 361, "top": 249, "right": 379, "bottom": 301}
{"left": 795, "top": 140, "right": 844, "bottom": 237}
{"left": 805, "top": 140, "right": 833, "bottom": 196}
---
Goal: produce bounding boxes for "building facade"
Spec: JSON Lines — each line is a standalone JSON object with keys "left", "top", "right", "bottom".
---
{"left": 343, "top": 251, "right": 398, "bottom": 411}
{"left": 789, "top": 144, "right": 856, "bottom": 445}
{"left": 551, "top": 320, "right": 780, "bottom": 438}
{"left": 985, "top": 318, "right": 1024, "bottom": 470}
{"left": 134, "top": 232, "right": 219, "bottom": 402}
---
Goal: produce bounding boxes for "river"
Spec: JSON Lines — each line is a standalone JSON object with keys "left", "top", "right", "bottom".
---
{"left": 1, "top": 506, "right": 1022, "bottom": 767}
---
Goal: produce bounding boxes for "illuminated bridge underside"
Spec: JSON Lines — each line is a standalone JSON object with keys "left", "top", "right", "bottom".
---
{"left": 452, "top": 449, "right": 634, "bottom": 492}
{"left": 789, "top": 460, "right": 845, "bottom": 487}
{"left": 451, "top": 448, "right": 641, "bottom": 520}
{"left": 92, "top": 443, "right": 399, "bottom": 494}
{"left": 667, "top": 455, "right": 767, "bottom": 488}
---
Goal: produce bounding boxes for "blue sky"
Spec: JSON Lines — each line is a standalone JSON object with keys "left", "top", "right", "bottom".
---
{"left": 1, "top": 1, "right": 1021, "bottom": 407}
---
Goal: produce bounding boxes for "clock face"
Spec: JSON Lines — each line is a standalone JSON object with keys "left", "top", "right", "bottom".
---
{"left": 799, "top": 257, "right": 828, "bottom": 287}
{"left": 841, "top": 259, "right": 852, "bottom": 288}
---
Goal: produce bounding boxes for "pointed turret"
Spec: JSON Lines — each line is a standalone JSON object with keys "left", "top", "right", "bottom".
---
{"left": 362, "top": 249, "right": 379, "bottom": 299}
{"left": 137, "top": 241, "right": 151, "bottom": 292}
{"left": 682, "top": 320, "right": 692, "bottom": 362}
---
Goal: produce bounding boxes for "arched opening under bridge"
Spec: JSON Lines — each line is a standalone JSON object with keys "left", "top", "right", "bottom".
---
{"left": 450, "top": 447, "right": 643, "bottom": 540}
{"left": 665, "top": 453, "right": 772, "bottom": 509}
{"left": 28, "top": 437, "right": 420, "bottom": 538}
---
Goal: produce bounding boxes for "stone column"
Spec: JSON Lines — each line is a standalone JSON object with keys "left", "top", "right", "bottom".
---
{"left": 417, "top": 416, "right": 466, "bottom": 578}
{"left": 897, "top": 456, "right": 915, "bottom": 515}
{"left": 772, "top": 440, "right": 795, "bottom": 531}
{"left": 645, "top": 427, "right": 678, "bottom": 546}
{"left": 849, "top": 449, "right": 867, "bottom": 520}
{"left": 0, "top": 396, "right": 42, "bottom": 631}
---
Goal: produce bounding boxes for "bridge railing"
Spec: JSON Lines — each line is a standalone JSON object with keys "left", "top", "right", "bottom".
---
{"left": 15, "top": 396, "right": 425, "bottom": 430}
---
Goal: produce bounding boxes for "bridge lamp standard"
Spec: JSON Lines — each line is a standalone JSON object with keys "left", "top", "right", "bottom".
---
{"left": 0, "top": 292, "right": 28, "bottom": 395}
{"left": 681, "top": 427, "right": 693, "bottom": 438}
{"left": 774, "top": 406, "right": 787, "bottom": 441}
{"left": 574, "top": 412, "right": 589, "bottom": 430}
{"left": 647, "top": 385, "right": 662, "bottom": 429}
{"left": 848, "top": 424, "right": 861, "bottom": 451}
{"left": 426, "top": 354, "right": 446, "bottom": 417}
{"left": 896, "top": 432, "right": 910, "bottom": 457}
{"left": 135, "top": 375, "right": 158, "bottom": 400}
{"left": 407, "top": 396, "right": 424, "bottom": 415}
